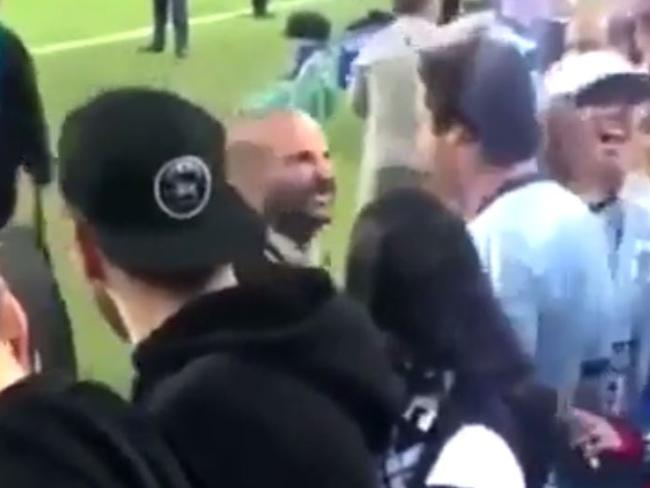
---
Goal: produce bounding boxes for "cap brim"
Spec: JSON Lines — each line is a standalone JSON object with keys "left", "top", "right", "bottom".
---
{"left": 576, "top": 73, "right": 650, "bottom": 107}
{"left": 96, "top": 190, "right": 265, "bottom": 273}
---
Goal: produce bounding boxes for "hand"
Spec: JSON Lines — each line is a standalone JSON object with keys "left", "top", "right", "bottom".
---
{"left": 571, "top": 409, "right": 623, "bottom": 460}
{"left": 0, "top": 341, "right": 26, "bottom": 393}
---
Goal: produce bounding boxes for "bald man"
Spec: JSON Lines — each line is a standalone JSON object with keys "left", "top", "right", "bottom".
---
{"left": 227, "top": 111, "right": 336, "bottom": 267}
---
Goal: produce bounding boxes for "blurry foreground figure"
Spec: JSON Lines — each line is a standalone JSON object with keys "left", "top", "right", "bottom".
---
{"left": 347, "top": 189, "right": 557, "bottom": 488}
{"left": 0, "top": 22, "right": 76, "bottom": 377}
{"left": 349, "top": 0, "right": 438, "bottom": 208}
{"left": 228, "top": 110, "right": 336, "bottom": 266}
{"left": 58, "top": 89, "right": 402, "bottom": 487}
{"left": 419, "top": 21, "right": 616, "bottom": 404}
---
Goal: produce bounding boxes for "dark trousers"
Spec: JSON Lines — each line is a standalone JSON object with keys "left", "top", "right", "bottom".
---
{"left": 252, "top": 0, "right": 269, "bottom": 16}
{"left": 152, "top": 0, "right": 188, "bottom": 52}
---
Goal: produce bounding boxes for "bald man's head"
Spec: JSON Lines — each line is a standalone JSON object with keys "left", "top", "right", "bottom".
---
{"left": 227, "top": 111, "right": 335, "bottom": 245}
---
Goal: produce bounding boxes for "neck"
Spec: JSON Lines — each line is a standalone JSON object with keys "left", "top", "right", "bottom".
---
{"left": 111, "top": 266, "right": 237, "bottom": 345}
{"left": 570, "top": 173, "right": 621, "bottom": 206}
{"left": 462, "top": 160, "right": 537, "bottom": 220}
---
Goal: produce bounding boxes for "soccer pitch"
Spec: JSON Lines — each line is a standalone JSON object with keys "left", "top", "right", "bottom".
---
{"left": 5, "top": 0, "right": 384, "bottom": 392}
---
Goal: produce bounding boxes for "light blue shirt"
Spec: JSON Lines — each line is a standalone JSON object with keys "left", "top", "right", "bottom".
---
{"left": 470, "top": 181, "right": 616, "bottom": 398}
{"left": 595, "top": 199, "right": 650, "bottom": 416}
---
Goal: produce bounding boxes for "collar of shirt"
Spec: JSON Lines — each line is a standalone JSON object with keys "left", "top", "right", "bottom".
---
{"left": 265, "top": 228, "right": 312, "bottom": 267}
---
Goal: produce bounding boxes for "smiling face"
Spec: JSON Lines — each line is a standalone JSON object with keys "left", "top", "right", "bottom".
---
{"left": 264, "top": 112, "right": 335, "bottom": 229}
{"left": 227, "top": 111, "right": 336, "bottom": 245}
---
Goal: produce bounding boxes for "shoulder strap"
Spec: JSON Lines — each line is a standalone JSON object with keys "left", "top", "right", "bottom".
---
{"left": 476, "top": 173, "right": 545, "bottom": 215}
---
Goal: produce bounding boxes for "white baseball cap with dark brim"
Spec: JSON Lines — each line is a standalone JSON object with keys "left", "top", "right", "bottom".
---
{"left": 544, "top": 50, "right": 650, "bottom": 106}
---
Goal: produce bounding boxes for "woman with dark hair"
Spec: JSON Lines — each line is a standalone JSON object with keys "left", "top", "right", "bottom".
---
{"left": 346, "top": 189, "right": 559, "bottom": 488}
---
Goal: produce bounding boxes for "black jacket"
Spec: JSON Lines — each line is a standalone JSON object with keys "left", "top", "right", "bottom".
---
{"left": 0, "top": 225, "right": 76, "bottom": 377}
{"left": 133, "top": 266, "right": 404, "bottom": 488}
{"left": 0, "top": 376, "right": 191, "bottom": 488}
{"left": 0, "top": 24, "right": 50, "bottom": 185}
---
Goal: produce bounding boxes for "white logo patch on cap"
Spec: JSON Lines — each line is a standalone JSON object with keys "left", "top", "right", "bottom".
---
{"left": 154, "top": 155, "right": 212, "bottom": 221}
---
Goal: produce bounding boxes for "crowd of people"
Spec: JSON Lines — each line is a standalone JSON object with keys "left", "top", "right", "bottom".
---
{"left": 4, "top": 0, "right": 650, "bottom": 487}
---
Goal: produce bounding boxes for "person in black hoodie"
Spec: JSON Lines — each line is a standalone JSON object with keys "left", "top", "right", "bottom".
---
{"left": 0, "top": 22, "right": 77, "bottom": 379}
{"left": 0, "top": 373, "right": 193, "bottom": 488}
{"left": 0, "top": 23, "right": 50, "bottom": 202}
{"left": 57, "top": 87, "right": 404, "bottom": 488}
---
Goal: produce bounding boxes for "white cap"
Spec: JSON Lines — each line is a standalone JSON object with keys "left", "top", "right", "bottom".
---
{"left": 544, "top": 50, "right": 649, "bottom": 100}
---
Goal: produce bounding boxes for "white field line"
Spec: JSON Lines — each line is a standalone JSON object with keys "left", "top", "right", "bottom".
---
{"left": 31, "top": 0, "right": 328, "bottom": 56}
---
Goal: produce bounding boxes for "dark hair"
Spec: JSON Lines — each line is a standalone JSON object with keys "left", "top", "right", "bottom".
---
{"left": 285, "top": 11, "right": 332, "bottom": 42}
{"left": 420, "top": 27, "right": 540, "bottom": 167}
{"left": 347, "top": 190, "right": 560, "bottom": 486}
{"left": 393, "top": 0, "right": 429, "bottom": 15}
{"left": 346, "top": 189, "right": 531, "bottom": 390}
{"left": 345, "top": 10, "right": 395, "bottom": 32}
{"left": 439, "top": 0, "right": 461, "bottom": 24}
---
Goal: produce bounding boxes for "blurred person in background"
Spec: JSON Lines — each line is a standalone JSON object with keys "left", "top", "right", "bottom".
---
{"left": 59, "top": 89, "right": 402, "bottom": 487}
{"left": 493, "top": 0, "right": 575, "bottom": 72}
{"left": 543, "top": 48, "right": 650, "bottom": 487}
{"left": 545, "top": 51, "right": 650, "bottom": 419}
{"left": 625, "top": 101, "right": 650, "bottom": 212}
{"left": 633, "top": 0, "right": 650, "bottom": 70}
{"left": 141, "top": 0, "right": 189, "bottom": 58}
{"left": 228, "top": 110, "right": 335, "bottom": 267}
{"left": 349, "top": 0, "right": 438, "bottom": 209}
{"left": 284, "top": 11, "right": 332, "bottom": 79}
{"left": 607, "top": 6, "right": 642, "bottom": 65}
{"left": 347, "top": 189, "right": 557, "bottom": 488}
{"left": 252, "top": 0, "right": 271, "bottom": 19}
{"left": 418, "top": 20, "right": 616, "bottom": 409}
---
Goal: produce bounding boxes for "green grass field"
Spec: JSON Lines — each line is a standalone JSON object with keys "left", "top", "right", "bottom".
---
{"left": 4, "top": 0, "right": 382, "bottom": 392}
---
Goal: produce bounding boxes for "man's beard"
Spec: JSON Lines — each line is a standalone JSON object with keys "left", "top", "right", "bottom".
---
{"left": 265, "top": 180, "right": 336, "bottom": 245}
{"left": 271, "top": 211, "right": 328, "bottom": 247}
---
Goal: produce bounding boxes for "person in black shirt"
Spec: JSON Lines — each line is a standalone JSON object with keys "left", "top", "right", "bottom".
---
{"left": 142, "top": 0, "right": 189, "bottom": 58}
{"left": 0, "top": 24, "right": 50, "bottom": 222}
{"left": 57, "top": 88, "right": 403, "bottom": 488}
{"left": 0, "top": 367, "right": 192, "bottom": 488}
{"left": 252, "top": 0, "right": 271, "bottom": 19}
{"left": 346, "top": 189, "right": 556, "bottom": 488}
{"left": 0, "top": 24, "right": 77, "bottom": 379}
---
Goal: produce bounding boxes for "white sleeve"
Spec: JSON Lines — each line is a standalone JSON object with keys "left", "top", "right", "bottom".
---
{"left": 425, "top": 425, "right": 525, "bottom": 488}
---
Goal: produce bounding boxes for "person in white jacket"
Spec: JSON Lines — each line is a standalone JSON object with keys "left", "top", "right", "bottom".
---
{"left": 349, "top": 0, "right": 439, "bottom": 209}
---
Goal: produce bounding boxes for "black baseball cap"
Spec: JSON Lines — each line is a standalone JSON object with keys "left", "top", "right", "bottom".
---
{"left": 59, "top": 88, "right": 265, "bottom": 273}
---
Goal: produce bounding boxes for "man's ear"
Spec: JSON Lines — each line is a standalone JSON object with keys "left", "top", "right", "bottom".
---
{"left": 73, "top": 220, "right": 106, "bottom": 282}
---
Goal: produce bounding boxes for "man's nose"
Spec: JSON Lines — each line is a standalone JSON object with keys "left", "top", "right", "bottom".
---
{"left": 315, "top": 156, "right": 334, "bottom": 181}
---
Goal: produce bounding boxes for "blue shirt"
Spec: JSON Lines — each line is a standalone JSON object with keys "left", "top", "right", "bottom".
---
{"left": 470, "top": 181, "right": 616, "bottom": 398}
{"left": 594, "top": 199, "right": 650, "bottom": 418}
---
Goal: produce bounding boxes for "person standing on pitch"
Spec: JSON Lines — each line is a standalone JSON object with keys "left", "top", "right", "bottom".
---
{"left": 141, "top": 0, "right": 189, "bottom": 59}
{"left": 252, "top": 0, "right": 272, "bottom": 19}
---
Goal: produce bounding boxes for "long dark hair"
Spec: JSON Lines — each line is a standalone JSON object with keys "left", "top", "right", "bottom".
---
{"left": 346, "top": 189, "right": 557, "bottom": 487}
{"left": 346, "top": 189, "right": 531, "bottom": 392}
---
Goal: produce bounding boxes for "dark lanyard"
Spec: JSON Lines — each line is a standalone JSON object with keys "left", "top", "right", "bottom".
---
{"left": 476, "top": 173, "right": 546, "bottom": 215}
{"left": 589, "top": 195, "right": 624, "bottom": 254}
